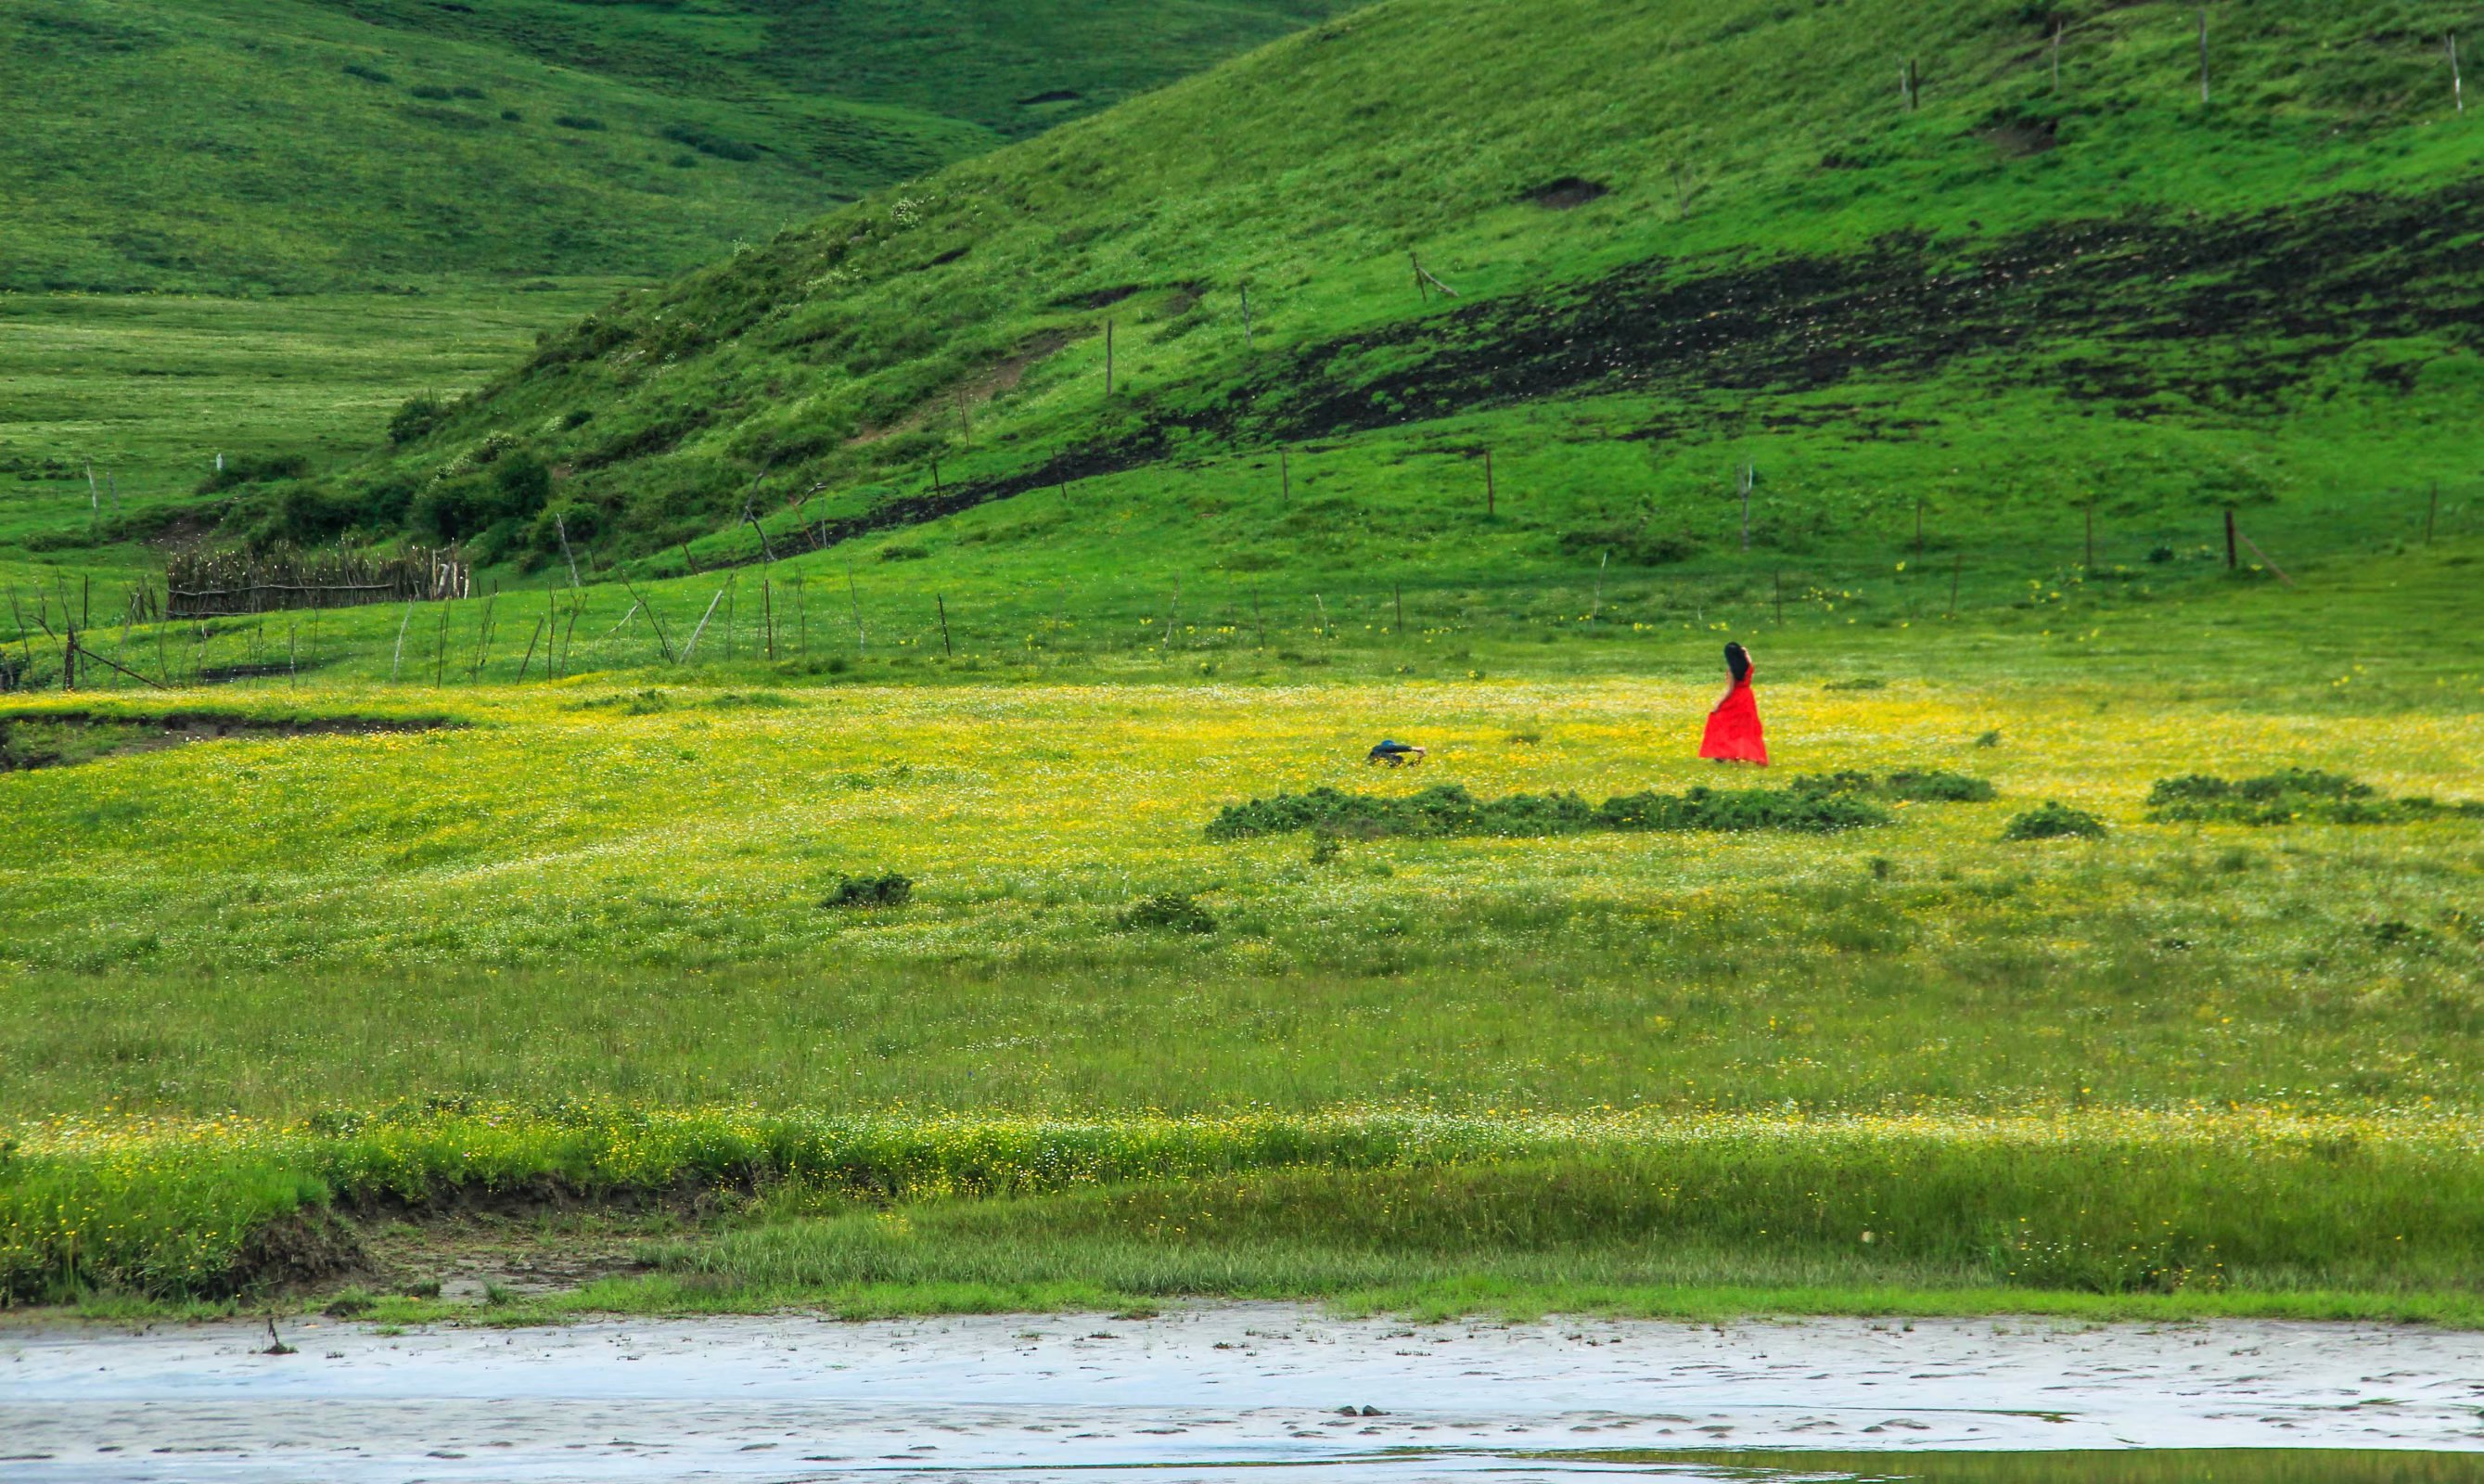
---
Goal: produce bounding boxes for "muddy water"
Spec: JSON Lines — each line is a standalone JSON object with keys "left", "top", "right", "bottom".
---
{"left": 5, "top": 1306, "right": 2481, "bottom": 1481}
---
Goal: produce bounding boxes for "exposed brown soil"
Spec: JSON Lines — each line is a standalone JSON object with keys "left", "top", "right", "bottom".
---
{"left": 230, "top": 1181, "right": 720, "bottom": 1304}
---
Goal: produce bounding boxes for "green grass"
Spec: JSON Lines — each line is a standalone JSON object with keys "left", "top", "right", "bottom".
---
{"left": 0, "top": 284, "right": 620, "bottom": 569}
{"left": 2, "top": 576, "right": 2480, "bottom": 1315}
{"left": 1, "top": 0, "right": 1341, "bottom": 294}
{"left": 0, "top": 0, "right": 1340, "bottom": 579}
{"left": 7, "top": 0, "right": 2484, "bottom": 1324}
{"left": 15, "top": 1105, "right": 2484, "bottom": 1314}
{"left": 164, "top": 0, "right": 2474, "bottom": 583}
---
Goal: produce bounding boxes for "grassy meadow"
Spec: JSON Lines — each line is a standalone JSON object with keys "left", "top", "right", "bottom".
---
{"left": 6, "top": 0, "right": 2484, "bottom": 1327}
{"left": 4, "top": 540, "right": 2481, "bottom": 1316}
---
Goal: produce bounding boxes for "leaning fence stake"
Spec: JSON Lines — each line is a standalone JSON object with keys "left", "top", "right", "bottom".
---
{"left": 391, "top": 599, "right": 414, "bottom": 682}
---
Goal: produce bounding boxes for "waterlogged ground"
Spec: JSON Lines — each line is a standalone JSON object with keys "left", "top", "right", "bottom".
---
{"left": 5, "top": 1308, "right": 2482, "bottom": 1481}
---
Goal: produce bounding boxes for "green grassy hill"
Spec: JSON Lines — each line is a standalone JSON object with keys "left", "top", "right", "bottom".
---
{"left": 217, "top": 0, "right": 2480, "bottom": 616}
{"left": 1, "top": 0, "right": 1341, "bottom": 294}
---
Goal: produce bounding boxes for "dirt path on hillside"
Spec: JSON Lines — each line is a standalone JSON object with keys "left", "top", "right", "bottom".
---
{"left": 5, "top": 1307, "right": 2482, "bottom": 1480}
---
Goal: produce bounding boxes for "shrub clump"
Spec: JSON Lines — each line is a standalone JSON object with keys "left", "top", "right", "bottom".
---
{"left": 2146, "top": 770, "right": 2483, "bottom": 826}
{"left": 824, "top": 873, "right": 912, "bottom": 909}
{"left": 1885, "top": 769, "right": 1997, "bottom": 803}
{"left": 2003, "top": 801, "right": 2108, "bottom": 841}
{"left": 1117, "top": 892, "right": 1218, "bottom": 933}
{"left": 1207, "top": 783, "right": 1889, "bottom": 842}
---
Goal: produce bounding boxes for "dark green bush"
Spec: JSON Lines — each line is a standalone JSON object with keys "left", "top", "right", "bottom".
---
{"left": 2146, "top": 771, "right": 2480, "bottom": 826}
{"left": 2003, "top": 801, "right": 2107, "bottom": 840}
{"left": 492, "top": 451, "right": 552, "bottom": 516}
{"left": 388, "top": 394, "right": 449, "bottom": 445}
{"left": 342, "top": 64, "right": 391, "bottom": 83}
{"left": 554, "top": 114, "right": 607, "bottom": 131}
{"left": 825, "top": 874, "right": 913, "bottom": 909}
{"left": 529, "top": 499, "right": 602, "bottom": 556}
{"left": 1207, "top": 783, "right": 1889, "bottom": 842}
{"left": 1887, "top": 769, "right": 1996, "bottom": 803}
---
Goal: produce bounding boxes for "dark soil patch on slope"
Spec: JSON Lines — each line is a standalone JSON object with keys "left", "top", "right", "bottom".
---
{"left": 0, "top": 710, "right": 457, "bottom": 772}
{"left": 1525, "top": 175, "right": 1610, "bottom": 209}
{"left": 743, "top": 182, "right": 2484, "bottom": 566}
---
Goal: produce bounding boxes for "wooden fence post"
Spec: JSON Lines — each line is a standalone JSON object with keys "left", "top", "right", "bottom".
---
{"left": 937, "top": 595, "right": 954, "bottom": 657}
{"left": 2224, "top": 508, "right": 2238, "bottom": 569}
{"left": 1394, "top": 582, "right": 1404, "bottom": 635}
{"left": 2453, "top": 32, "right": 2466, "bottom": 114}
{"left": 515, "top": 617, "right": 546, "bottom": 682}
{"left": 556, "top": 512, "right": 583, "bottom": 588}
{"left": 683, "top": 582, "right": 729, "bottom": 663}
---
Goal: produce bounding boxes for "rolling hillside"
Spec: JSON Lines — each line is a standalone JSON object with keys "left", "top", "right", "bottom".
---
{"left": 250, "top": 0, "right": 2483, "bottom": 607}
{"left": 0, "top": 0, "right": 1343, "bottom": 293}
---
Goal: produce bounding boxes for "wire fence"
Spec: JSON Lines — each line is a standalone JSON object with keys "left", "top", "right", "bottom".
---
{"left": 0, "top": 485, "right": 2468, "bottom": 693}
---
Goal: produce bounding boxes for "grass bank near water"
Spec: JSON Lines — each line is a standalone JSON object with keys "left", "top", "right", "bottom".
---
{"left": 10, "top": 1107, "right": 2484, "bottom": 1324}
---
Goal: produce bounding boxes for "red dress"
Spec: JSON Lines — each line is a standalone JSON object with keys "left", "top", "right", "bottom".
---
{"left": 1699, "top": 670, "right": 1769, "bottom": 765}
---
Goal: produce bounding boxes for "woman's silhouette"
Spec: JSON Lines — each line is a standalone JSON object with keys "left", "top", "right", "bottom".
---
{"left": 1699, "top": 641, "right": 1768, "bottom": 765}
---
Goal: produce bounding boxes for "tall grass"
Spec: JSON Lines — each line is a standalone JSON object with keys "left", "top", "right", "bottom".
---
{"left": 11, "top": 1106, "right": 2483, "bottom": 1307}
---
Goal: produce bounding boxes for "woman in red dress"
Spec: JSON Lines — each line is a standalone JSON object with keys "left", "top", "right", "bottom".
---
{"left": 1699, "top": 641, "right": 1768, "bottom": 765}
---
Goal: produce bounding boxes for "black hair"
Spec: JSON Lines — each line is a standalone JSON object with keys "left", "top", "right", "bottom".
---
{"left": 1723, "top": 642, "right": 1751, "bottom": 683}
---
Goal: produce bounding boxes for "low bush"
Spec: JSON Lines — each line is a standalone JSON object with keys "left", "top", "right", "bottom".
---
{"left": 825, "top": 874, "right": 912, "bottom": 909}
{"left": 2003, "top": 801, "right": 2107, "bottom": 840}
{"left": 1886, "top": 769, "right": 1997, "bottom": 803}
{"left": 1207, "top": 783, "right": 1889, "bottom": 842}
{"left": 554, "top": 114, "right": 607, "bottom": 131}
{"left": 2146, "top": 771, "right": 2483, "bottom": 825}
{"left": 388, "top": 394, "right": 449, "bottom": 445}
{"left": 1117, "top": 892, "right": 1217, "bottom": 932}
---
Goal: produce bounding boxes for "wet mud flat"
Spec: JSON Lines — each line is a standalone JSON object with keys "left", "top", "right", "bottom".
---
{"left": 6, "top": 1306, "right": 2483, "bottom": 1481}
